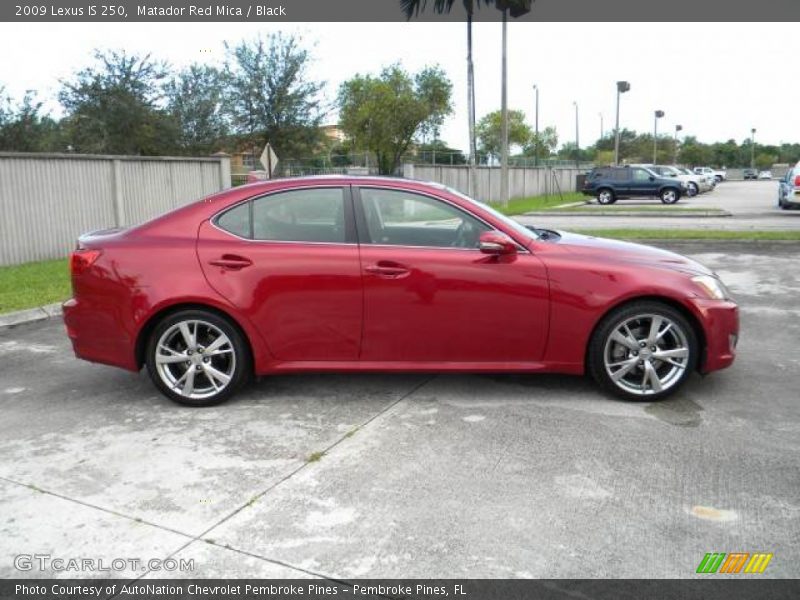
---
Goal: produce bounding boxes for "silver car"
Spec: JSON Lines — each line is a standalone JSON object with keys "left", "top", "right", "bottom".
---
{"left": 648, "top": 165, "right": 711, "bottom": 196}
{"left": 778, "top": 162, "right": 800, "bottom": 209}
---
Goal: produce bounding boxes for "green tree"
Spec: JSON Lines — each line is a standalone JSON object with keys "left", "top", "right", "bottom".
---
{"left": 58, "top": 50, "right": 175, "bottom": 155}
{"left": 476, "top": 109, "right": 532, "bottom": 158}
{"left": 522, "top": 125, "right": 558, "bottom": 158}
{"left": 224, "top": 33, "right": 324, "bottom": 159}
{"left": 0, "top": 89, "right": 63, "bottom": 152}
{"left": 166, "top": 65, "right": 228, "bottom": 155}
{"left": 338, "top": 64, "right": 452, "bottom": 175}
{"left": 678, "top": 136, "right": 712, "bottom": 167}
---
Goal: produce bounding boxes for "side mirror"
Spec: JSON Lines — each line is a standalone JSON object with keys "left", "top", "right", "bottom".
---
{"left": 479, "top": 231, "right": 517, "bottom": 256}
{"left": 649, "top": 176, "right": 655, "bottom": 181}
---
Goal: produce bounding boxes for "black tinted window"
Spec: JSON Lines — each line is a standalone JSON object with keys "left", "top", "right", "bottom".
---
{"left": 252, "top": 188, "right": 346, "bottom": 243}
{"left": 612, "top": 168, "right": 630, "bottom": 181}
{"left": 216, "top": 202, "right": 251, "bottom": 238}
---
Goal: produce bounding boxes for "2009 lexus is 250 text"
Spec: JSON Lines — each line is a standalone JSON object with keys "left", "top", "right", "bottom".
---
{"left": 62, "top": 176, "right": 739, "bottom": 406}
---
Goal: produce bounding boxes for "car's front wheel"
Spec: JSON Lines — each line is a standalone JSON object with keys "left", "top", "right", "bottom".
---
{"left": 145, "top": 309, "right": 251, "bottom": 407}
{"left": 587, "top": 301, "right": 698, "bottom": 401}
{"left": 660, "top": 188, "right": 679, "bottom": 204}
{"left": 687, "top": 182, "right": 699, "bottom": 197}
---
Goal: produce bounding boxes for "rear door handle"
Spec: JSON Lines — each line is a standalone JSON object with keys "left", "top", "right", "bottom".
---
{"left": 365, "top": 261, "right": 410, "bottom": 278}
{"left": 208, "top": 254, "right": 253, "bottom": 270}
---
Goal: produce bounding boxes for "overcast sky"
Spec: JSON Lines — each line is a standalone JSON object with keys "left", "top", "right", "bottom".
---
{"left": 0, "top": 22, "right": 795, "bottom": 152}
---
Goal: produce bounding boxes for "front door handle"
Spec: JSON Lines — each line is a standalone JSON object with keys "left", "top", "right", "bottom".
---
{"left": 208, "top": 254, "right": 253, "bottom": 270}
{"left": 365, "top": 261, "right": 410, "bottom": 278}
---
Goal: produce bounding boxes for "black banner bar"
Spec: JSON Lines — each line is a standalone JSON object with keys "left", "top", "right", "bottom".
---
{"left": 3, "top": 0, "right": 800, "bottom": 22}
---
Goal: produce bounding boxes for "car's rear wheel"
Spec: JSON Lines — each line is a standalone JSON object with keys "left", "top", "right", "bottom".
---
{"left": 687, "top": 182, "right": 699, "bottom": 197}
{"left": 660, "top": 188, "right": 679, "bottom": 204}
{"left": 145, "top": 309, "right": 251, "bottom": 407}
{"left": 587, "top": 301, "right": 698, "bottom": 402}
{"left": 597, "top": 188, "right": 616, "bottom": 205}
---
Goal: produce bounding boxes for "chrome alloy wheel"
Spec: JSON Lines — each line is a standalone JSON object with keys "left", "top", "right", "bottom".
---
{"left": 154, "top": 319, "right": 236, "bottom": 400}
{"left": 603, "top": 313, "right": 690, "bottom": 397}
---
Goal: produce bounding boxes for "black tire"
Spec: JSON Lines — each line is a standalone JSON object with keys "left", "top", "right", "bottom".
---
{"left": 145, "top": 309, "right": 251, "bottom": 407}
{"left": 597, "top": 188, "right": 616, "bottom": 205}
{"left": 660, "top": 188, "right": 680, "bottom": 204}
{"left": 587, "top": 301, "right": 699, "bottom": 402}
{"left": 687, "top": 182, "right": 699, "bottom": 197}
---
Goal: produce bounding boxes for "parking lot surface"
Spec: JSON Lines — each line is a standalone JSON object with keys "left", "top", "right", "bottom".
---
{"left": 519, "top": 180, "right": 800, "bottom": 230}
{"left": 1, "top": 241, "right": 798, "bottom": 580}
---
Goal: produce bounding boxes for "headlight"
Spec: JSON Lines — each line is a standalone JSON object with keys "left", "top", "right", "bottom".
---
{"left": 691, "top": 275, "right": 730, "bottom": 300}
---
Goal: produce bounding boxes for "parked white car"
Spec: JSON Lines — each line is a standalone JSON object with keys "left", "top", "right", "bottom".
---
{"left": 759, "top": 170, "right": 773, "bottom": 180}
{"left": 694, "top": 166, "right": 727, "bottom": 182}
{"left": 647, "top": 165, "right": 712, "bottom": 196}
{"left": 676, "top": 167, "right": 715, "bottom": 191}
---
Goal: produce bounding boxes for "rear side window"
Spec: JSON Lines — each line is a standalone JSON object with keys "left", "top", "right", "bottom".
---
{"left": 214, "top": 187, "right": 347, "bottom": 243}
{"left": 252, "top": 187, "right": 346, "bottom": 243}
{"left": 216, "top": 202, "right": 251, "bottom": 238}
{"left": 612, "top": 169, "right": 629, "bottom": 181}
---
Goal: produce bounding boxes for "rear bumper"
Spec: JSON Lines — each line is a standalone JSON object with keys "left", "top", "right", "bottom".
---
{"left": 63, "top": 297, "right": 138, "bottom": 371}
{"left": 689, "top": 298, "right": 739, "bottom": 373}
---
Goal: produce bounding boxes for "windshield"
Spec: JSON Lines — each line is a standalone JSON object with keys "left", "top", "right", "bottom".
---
{"left": 445, "top": 186, "right": 539, "bottom": 242}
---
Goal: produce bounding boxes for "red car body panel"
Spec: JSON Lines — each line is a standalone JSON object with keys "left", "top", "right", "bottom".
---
{"left": 63, "top": 177, "right": 738, "bottom": 380}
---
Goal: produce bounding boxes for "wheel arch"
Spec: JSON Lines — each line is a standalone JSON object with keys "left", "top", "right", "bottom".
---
{"left": 135, "top": 302, "right": 256, "bottom": 372}
{"left": 583, "top": 294, "right": 707, "bottom": 372}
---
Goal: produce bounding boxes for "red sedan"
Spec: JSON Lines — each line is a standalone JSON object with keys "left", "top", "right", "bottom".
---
{"left": 63, "top": 177, "right": 738, "bottom": 406}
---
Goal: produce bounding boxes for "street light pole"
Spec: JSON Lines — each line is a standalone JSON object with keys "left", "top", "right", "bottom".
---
{"left": 500, "top": 8, "right": 509, "bottom": 205}
{"left": 674, "top": 124, "right": 683, "bottom": 164}
{"left": 599, "top": 113, "right": 604, "bottom": 139}
{"left": 751, "top": 128, "right": 757, "bottom": 170}
{"left": 573, "top": 101, "right": 579, "bottom": 168}
{"left": 653, "top": 110, "right": 665, "bottom": 164}
{"left": 614, "top": 81, "right": 630, "bottom": 165}
{"left": 533, "top": 84, "right": 539, "bottom": 167}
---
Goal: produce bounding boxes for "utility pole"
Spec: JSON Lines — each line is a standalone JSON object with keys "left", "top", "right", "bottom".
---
{"left": 533, "top": 84, "right": 539, "bottom": 167}
{"left": 614, "top": 81, "right": 630, "bottom": 165}
{"left": 599, "top": 112, "right": 604, "bottom": 139}
{"left": 751, "top": 128, "right": 757, "bottom": 169}
{"left": 653, "top": 110, "right": 665, "bottom": 164}
{"left": 573, "top": 101, "right": 579, "bottom": 168}
{"left": 500, "top": 8, "right": 509, "bottom": 205}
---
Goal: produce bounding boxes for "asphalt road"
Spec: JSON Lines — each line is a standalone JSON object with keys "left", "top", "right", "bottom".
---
{"left": 518, "top": 180, "right": 800, "bottom": 230}
{"left": 0, "top": 242, "right": 798, "bottom": 581}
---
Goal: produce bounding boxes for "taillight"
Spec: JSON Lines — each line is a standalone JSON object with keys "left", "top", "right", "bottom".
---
{"left": 794, "top": 175, "right": 800, "bottom": 187}
{"left": 70, "top": 249, "right": 101, "bottom": 276}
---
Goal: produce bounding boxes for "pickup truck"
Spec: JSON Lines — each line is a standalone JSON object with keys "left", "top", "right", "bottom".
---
{"left": 693, "top": 166, "right": 727, "bottom": 182}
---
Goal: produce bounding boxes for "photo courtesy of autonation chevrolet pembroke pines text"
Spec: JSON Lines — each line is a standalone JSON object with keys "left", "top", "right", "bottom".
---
{"left": 0, "top": 1, "right": 799, "bottom": 599}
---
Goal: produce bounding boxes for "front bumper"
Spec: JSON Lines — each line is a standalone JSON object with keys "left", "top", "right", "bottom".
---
{"left": 688, "top": 298, "right": 739, "bottom": 373}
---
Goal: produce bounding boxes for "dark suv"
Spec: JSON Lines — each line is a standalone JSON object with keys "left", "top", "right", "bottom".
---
{"left": 582, "top": 165, "right": 686, "bottom": 204}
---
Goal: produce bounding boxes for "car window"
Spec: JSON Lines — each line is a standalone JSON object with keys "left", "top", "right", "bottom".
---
{"left": 251, "top": 187, "right": 346, "bottom": 243}
{"left": 612, "top": 169, "right": 629, "bottom": 181}
{"left": 359, "top": 188, "right": 490, "bottom": 249}
{"left": 632, "top": 168, "right": 651, "bottom": 181}
{"left": 216, "top": 201, "right": 251, "bottom": 238}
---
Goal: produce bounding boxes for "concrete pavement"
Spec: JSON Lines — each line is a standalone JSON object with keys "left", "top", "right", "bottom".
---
{"left": 519, "top": 180, "right": 800, "bottom": 230}
{"left": 0, "top": 242, "right": 798, "bottom": 580}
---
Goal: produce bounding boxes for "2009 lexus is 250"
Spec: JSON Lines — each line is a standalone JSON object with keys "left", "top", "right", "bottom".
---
{"left": 63, "top": 176, "right": 738, "bottom": 407}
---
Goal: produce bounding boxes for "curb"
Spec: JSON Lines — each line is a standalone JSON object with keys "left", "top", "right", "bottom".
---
{"left": 0, "top": 302, "right": 63, "bottom": 332}
{"left": 523, "top": 210, "right": 732, "bottom": 218}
